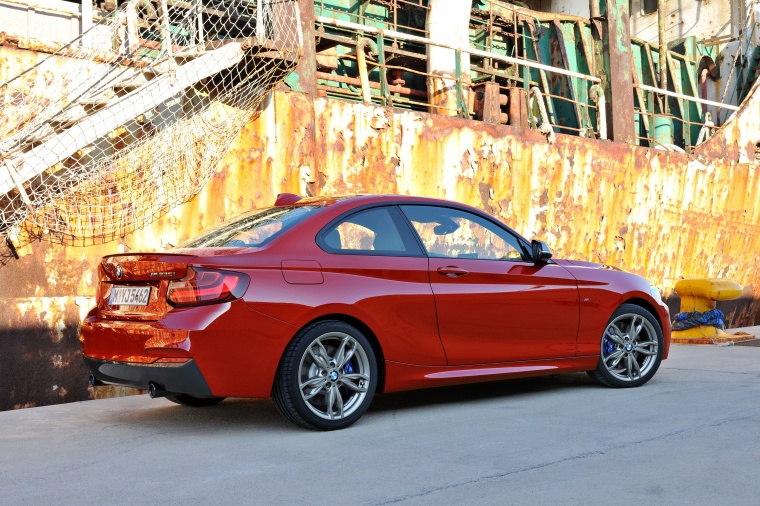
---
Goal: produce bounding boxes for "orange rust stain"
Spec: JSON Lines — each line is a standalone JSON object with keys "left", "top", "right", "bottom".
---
{"left": 312, "top": 97, "right": 760, "bottom": 326}
{"left": 3, "top": 89, "right": 760, "bottom": 326}
{"left": 3, "top": 46, "right": 760, "bottom": 408}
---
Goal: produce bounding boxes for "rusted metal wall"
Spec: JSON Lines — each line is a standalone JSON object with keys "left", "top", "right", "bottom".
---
{"left": 2, "top": 42, "right": 760, "bottom": 409}
{"left": 312, "top": 97, "right": 760, "bottom": 327}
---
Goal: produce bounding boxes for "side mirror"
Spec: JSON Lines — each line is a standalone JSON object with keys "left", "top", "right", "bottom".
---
{"left": 531, "top": 240, "right": 552, "bottom": 264}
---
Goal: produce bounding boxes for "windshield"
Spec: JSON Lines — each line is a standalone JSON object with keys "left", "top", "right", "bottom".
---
{"left": 179, "top": 206, "right": 321, "bottom": 248}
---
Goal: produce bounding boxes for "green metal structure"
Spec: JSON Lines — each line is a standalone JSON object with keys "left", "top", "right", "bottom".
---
{"left": 310, "top": 0, "right": 754, "bottom": 150}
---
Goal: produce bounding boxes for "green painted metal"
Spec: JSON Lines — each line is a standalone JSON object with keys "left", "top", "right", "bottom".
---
{"left": 527, "top": 19, "right": 558, "bottom": 126}
{"left": 667, "top": 52, "right": 701, "bottom": 146}
{"left": 375, "top": 33, "right": 390, "bottom": 106}
{"left": 668, "top": 57, "right": 685, "bottom": 120}
{"left": 653, "top": 114, "right": 674, "bottom": 145}
{"left": 315, "top": 0, "right": 428, "bottom": 34}
{"left": 738, "top": 24, "right": 760, "bottom": 104}
{"left": 668, "top": 57, "right": 688, "bottom": 145}
{"left": 553, "top": 20, "right": 588, "bottom": 134}
{"left": 454, "top": 49, "right": 468, "bottom": 118}
{"left": 309, "top": 0, "right": 754, "bottom": 149}
{"left": 285, "top": 71, "right": 303, "bottom": 91}
{"left": 577, "top": 22, "right": 597, "bottom": 135}
{"left": 631, "top": 43, "right": 651, "bottom": 143}
{"left": 521, "top": 22, "right": 536, "bottom": 129}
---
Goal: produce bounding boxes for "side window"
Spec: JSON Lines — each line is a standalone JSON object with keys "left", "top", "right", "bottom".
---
{"left": 399, "top": 205, "right": 526, "bottom": 261}
{"left": 319, "top": 206, "right": 422, "bottom": 256}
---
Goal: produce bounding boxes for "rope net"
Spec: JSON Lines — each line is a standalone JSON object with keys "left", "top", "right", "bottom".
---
{"left": 0, "top": 0, "right": 301, "bottom": 263}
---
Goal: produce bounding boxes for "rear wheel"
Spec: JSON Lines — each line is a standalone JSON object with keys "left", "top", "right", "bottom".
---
{"left": 273, "top": 321, "right": 377, "bottom": 430}
{"left": 166, "top": 395, "right": 226, "bottom": 407}
{"left": 588, "top": 303, "right": 663, "bottom": 388}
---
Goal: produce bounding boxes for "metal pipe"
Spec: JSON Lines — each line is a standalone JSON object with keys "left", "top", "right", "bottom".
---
{"left": 316, "top": 71, "right": 427, "bottom": 98}
{"left": 635, "top": 83, "right": 739, "bottom": 111}
{"left": 658, "top": 0, "right": 667, "bottom": 93}
{"left": 195, "top": 0, "right": 204, "bottom": 50}
{"left": 356, "top": 37, "right": 373, "bottom": 103}
{"left": 125, "top": 0, "right": 139, "bottom": 55}
{"left": 161, "top": 0, "right": 175, "bottom": 83}
{"left": 590, "top": 0, "right": 600, "bottom": 19}
{"left": 148, "top": 382, "right": 171, "bottom": 398}
{"left": 375, "top": 34, "right": 390, "bottom": 106}
{"left": 315, "top": 16, "right": 602, "bottom": 84}
{"left": 589, "top": 84, "right": 607, "bottom": 140}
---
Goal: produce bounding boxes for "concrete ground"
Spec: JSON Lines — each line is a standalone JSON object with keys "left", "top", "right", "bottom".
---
{"left": 1, "top": 344, "right": 759, "bottom": 505}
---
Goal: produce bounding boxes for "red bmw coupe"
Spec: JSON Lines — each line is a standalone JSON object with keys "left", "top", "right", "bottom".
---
{"left": 81, "top": 194, "right": 671, "bottom": 430}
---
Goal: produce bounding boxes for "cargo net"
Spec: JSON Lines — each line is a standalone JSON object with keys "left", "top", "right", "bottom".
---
{"left": 0, "top": 0, "right": 301, "bottom": 263}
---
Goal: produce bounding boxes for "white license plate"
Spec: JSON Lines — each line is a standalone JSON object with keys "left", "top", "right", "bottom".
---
{"left": 109, "top": 286, "right": 151, "bottom": 306}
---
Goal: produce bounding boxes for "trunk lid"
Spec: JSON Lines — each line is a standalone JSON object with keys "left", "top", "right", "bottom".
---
{"left": 98, "top": 253, "right": 196, "bottom": 321}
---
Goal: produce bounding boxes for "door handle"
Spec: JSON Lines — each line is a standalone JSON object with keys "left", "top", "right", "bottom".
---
{"left": 437, "top": 266, "right": 469, "bottom": 277}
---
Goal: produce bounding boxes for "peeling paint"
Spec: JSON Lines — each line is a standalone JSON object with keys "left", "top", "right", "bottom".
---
{"left": 2, "top": 34, "right": 760, "bottom": 409}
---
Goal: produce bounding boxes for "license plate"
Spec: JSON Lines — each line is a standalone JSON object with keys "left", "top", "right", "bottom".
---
{"left": 109, "top": 286, "right": 151, "bottom": 306}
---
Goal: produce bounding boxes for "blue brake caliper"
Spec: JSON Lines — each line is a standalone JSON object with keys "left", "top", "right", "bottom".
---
{"left": 341, "top": 361, "right": 354, "bottom": 397}
{"left": 603, "top": 336, "right": 615, "bottom": 356}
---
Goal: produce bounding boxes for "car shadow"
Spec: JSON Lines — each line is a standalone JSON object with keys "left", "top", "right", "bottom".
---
{"left": 98, "top": 372, "right": 597, "bottom": 432}
{"left": 368, "top": 371, "right": 597, "bottom": 414}
{"left": 97, "top": 396, "right": 300, "bottom": 432}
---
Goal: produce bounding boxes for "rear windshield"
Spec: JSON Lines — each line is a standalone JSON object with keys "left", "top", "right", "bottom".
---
{"left": 179, "top": 206, "right": 321, "bottom": 248}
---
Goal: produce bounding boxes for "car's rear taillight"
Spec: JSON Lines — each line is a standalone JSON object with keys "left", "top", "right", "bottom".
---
{"left": 167, "top": 267, "right": 250, "bottom": 307}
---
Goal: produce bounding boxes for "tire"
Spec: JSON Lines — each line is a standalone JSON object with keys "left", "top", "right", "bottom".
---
{"left": 272, "top": 321, "right": 378, "bottom": 430}
{"left": 587, "top": 303, "right": 664, "bottom": 388}
{"left": 166, "top": 394, "right": 226, "bottom": 407}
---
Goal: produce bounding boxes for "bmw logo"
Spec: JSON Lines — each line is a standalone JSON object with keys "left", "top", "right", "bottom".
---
{"left": 115, "top": 265, "right": 122, "bottom": 279}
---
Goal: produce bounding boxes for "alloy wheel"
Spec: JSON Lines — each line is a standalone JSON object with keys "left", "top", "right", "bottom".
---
{"left": 298, "top": 331, "right": 371, "bottom": 421}
{"left": 600, "top": 312, "right": 659, "bottom": 382}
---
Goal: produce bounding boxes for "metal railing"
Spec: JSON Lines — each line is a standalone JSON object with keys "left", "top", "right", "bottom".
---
{"left": 315, "top": 15, "right": 605, "bottom": 139}
{"left": 633, "top": 83, "right": 740, "bottom": 150}
{"left": 315, "top": 14, "right": 745, "bottom": 148}
{"left": 316, "top": 0, "right": 430, "bottom": 38}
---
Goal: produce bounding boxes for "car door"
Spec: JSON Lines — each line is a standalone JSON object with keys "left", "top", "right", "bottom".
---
{"left": 316, "top": 205, "right": 448, "bottom": 366}
{"left": 399, "top": 204, "right": 580, "bottom": 365}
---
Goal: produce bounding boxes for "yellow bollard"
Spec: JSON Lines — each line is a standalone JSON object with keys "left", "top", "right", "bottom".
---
{"left": 671, "top": 279, "right": 753, "bottom": 344}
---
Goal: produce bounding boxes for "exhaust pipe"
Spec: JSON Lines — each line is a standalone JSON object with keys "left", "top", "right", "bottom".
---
{"left": 88, "top": 374, "right": 105, "bottom": 387}
{"left": 148, "top": 382, "right": 171, "bottom": 398}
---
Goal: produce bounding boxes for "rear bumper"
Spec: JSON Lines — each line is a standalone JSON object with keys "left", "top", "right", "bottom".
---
{"left": 84, "top": 357, "right": 213, "bottom": 396}
{"left": 80, "top": 299, "right": 299, "bottom": 398}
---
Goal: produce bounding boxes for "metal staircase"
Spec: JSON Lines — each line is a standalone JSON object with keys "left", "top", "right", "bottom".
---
{"left": 0, "top": 0, "right": 301, "bottom": 257}
{"left": 3, "top": 42, "right": 247, "bottom": 196}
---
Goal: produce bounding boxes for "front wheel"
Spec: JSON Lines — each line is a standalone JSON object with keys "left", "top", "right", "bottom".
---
{"left": 587, "top": 303, "right": 663, "bottom": 388}
{"left": 273, "top": 321, "right": 378, "bottom": 430}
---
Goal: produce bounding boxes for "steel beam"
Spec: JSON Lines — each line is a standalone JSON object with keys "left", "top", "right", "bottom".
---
{"left": 601, "top": 0, "right": 635, "bottom": 143}
{"left": 295, "top": 0, "right": 317, "bottom": 95}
